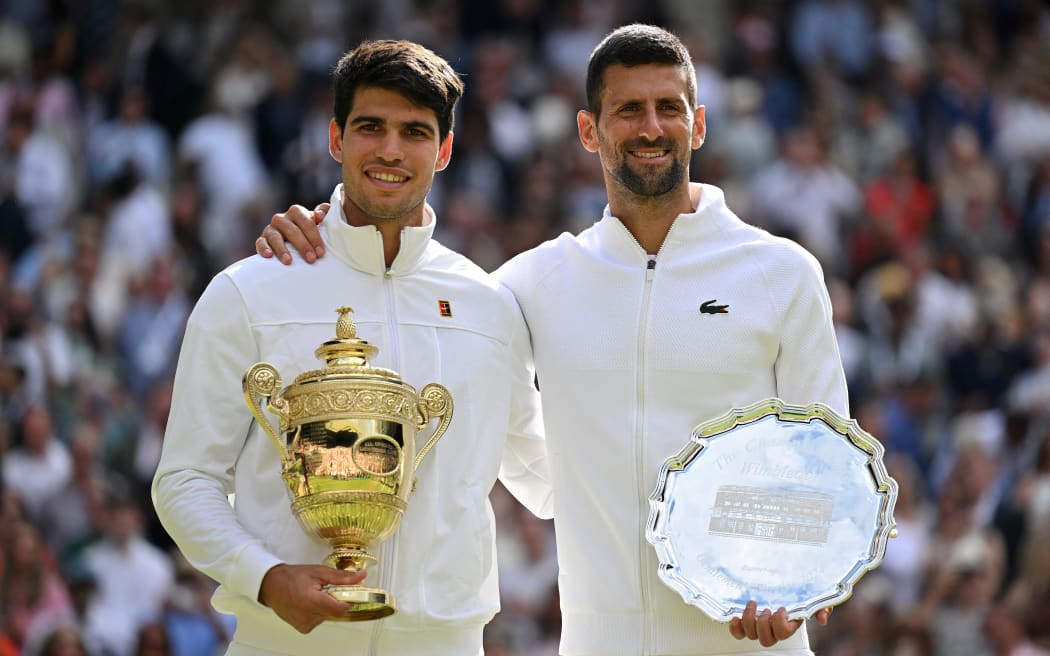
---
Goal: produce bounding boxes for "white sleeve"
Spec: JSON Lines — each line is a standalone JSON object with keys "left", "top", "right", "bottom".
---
{"left": 151, "top": 273, "right": 283, "bottom": 602}
{"left": 773, "top": 252, "right": 850, "bottom": 416}
{"left": 497, "top": 285, "right": 553, "bottom": 519}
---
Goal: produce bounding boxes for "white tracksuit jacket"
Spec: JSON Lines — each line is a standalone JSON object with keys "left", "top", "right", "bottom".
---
{"left": 495, "top": 183, "right": 849, "bottom": 656}
{"left": 153, "top": 185, "right": 550, "bottom": 656}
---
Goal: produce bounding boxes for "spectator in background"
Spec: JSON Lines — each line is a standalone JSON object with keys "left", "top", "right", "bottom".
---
{"left": 85, "top": 86, "right": 171, "bottom": 189}
{"left": 842, "top": 90, "right": 910, "bottom": 186}
{"left": 709, "top": 77, "right": 776, "bottom": 183}
{"left": 982, "top": 594, "right": 1050, "bottom": 656}
{"left": 3, "top": 100, "right": 74, "bottom": 242}
{"left": 750, "top": 122, "right": 861, "bottom": 273}
{"left": 789, "top": 0, "right": 874, "bottom": 80}
{"left": 1015, "top": 431, "right": 1050, "bottom": 601}
{"left": 35, "top": 623, "right": 90, "bottom": 656}
{"left": 115, "top": 256, "right": 189, "bottom": 401}
{"left": 177, "top": 84, "right": 269, "bottom": 267}
{"left": 937, "top": 125, "right": 1006, "bottom": 251}
{"left": 864, "top": 148, "right": 935, "bottom": 255}
{"left": 496, "top": 507, "right": 558, "bottom": 650}
{"left": 98, "top": 164, "right": 173, "bottom": 288}
{"left": 1, "top": 286, "right": 75, "bottom": 410}
{"left": 928, "top": 46, "right": 995, "bottom": 162}
{"left": 38, "top": 424, "right": 111, "bottom": 561}
{"left": 725, "top": 4, "right": 802, "bottom": 135}
{"left": 1, "top": 406, "right": 71, "bottom": 524}
{"left": 0, "top": 360, "right": 30, "bottom": 439}
{"left": 0, "top": 521, "right": 74, "bottom": 650}
{"left": 162, "top": 561, "right": 233, "bottom": 656}
{"left": 877, "top": 455, "right": 933, "bottom": 616}
{"left": 83, "top": 497, "right": 174, "bottom": 656}
{"left": 1020, "top": 156, "right": 1050, "bottom": 266}
{"left": 134, "top": 622, "right": 172, "bottom": 656}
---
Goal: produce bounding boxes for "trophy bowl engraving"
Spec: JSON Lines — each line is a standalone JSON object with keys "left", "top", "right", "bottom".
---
{"left": 243, "top": 307, "right": 453, "bottom": 621}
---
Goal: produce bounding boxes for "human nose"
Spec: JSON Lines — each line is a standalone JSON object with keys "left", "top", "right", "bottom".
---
{"left": 375, "top": 132, "right": 404, "bottom": 162}
{"left": 638, "top": 107, "right": 664, "bottom": 141}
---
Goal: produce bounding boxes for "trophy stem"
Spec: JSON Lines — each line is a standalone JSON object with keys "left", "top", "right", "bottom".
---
{"left": 325, "top": 546, "right": 377, "bottom": 572}
{"left": 323, "top": 546, "right": 395, "bottom": 621}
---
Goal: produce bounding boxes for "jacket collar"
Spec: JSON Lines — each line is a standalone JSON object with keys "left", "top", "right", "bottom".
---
{"left": 320, "top": 184, "right": 435, "bottom": 276}
{"left": 595, "top": 183, "right": 736, "bottom": 263}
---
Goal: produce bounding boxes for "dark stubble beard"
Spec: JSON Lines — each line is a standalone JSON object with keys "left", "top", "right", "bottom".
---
{"left": 347, "top": 188, "right": 427, "bottom": 221}
{"left": 603, "top": 136, "right": 687, "bottom": 197}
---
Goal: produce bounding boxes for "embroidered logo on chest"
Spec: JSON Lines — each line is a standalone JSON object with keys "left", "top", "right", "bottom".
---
{"left": 699, "top": 299, "right": 729, "bottom": 315}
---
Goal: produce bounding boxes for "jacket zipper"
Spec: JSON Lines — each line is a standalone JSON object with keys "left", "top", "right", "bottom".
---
{"left": 616, "top": 214, "right": 683, "bottom": 654}
{"left": 636, "top": 256, "right": 656, "bottom": 654}
{"left": 368, "top": 235, "right": 403, "bottom": 656}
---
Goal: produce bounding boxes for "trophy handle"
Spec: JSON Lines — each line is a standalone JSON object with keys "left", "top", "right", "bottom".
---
{"left": 413, "top": 383, "right": 453, "bottom": 472}
{"left": 242, "top": 363, "right": 292, "bottom": 465}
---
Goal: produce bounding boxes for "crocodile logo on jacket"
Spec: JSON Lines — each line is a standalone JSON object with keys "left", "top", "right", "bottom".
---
{"left": 699, "top": 299, "right": 729, "bottom": 315}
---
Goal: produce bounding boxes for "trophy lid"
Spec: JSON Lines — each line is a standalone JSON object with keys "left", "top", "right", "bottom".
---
{"left": 314, "top": 306, "right": 380, "bottom": 368}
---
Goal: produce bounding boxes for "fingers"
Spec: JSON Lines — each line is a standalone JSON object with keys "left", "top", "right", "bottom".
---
{"left": 260, "top": 204, "right": 327, "bottom": 265}
{"left": 311, "top": 202, "right": 331, "bottom": 223}
{"left": 815, "top": 606, "right": 834, "bottom": 625}
{"left": 255, "top": 236, "right": 273, "bottom": 259}
{"left": 312, "top": 587, "right": 355, "bottom": 619}
{"left": 260, "top": 223, "right": 294, "bottom": 264}
{"left": 729, "top": 616, "right": 745, "bottom": 640}
{"left": 261, "top": 564, "right": 359, "bottom": 632}
{"left": 321, "top": 567, "right": 367, "bottom": 586}
{"left": 731, "top": 602, "right": 802, "bottom": 647}
{"left": 285, "top": 205, "right": 325, "bottom": 258}
{"left": 771, "top": 607, "right": 802, "bottom": 642}
{"left": 756, "top": 608, "right": 777, "bottom": 646}
{"left": 741, "top": 600, "right": 759, "bottom": 641}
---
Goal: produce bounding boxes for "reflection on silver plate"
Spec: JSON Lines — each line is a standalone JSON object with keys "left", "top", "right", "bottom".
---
{"left": 646, "top": 399, "right": 898, "bottom": 622}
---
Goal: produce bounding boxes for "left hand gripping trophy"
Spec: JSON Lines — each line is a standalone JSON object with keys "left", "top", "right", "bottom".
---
{"left": 242, "top": 306, "right": 453, "bottom": 621}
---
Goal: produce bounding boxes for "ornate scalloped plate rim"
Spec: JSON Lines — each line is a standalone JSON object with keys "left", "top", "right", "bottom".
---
{"left": 645, "top": 398, "right": 899, "bottom": 622}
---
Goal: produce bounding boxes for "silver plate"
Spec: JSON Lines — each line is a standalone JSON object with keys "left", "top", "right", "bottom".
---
{"left": 646, "top": 398, "right": 898, "bottom": 622}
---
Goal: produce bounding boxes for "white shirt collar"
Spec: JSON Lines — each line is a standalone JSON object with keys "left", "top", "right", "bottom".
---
{"left": 320, "top": 184, "right": 436, "bottom": 276}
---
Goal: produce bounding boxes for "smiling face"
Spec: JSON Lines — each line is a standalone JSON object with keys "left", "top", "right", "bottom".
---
{"left": 578, "top": 63, "right": 705, "bottom": 199}
{"left": 330, "top": 85, "right": 453, "bottom": 227}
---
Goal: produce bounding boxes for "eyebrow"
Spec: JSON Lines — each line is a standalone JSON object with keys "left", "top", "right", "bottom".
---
{"left": 610, "top": 96, "right": 687, "bottom": 109}
{"left": 349, "top": 115, "right": 437, "bottom": 134}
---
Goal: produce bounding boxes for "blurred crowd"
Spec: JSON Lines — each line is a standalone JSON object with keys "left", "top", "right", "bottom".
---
{"left": 1, "top": 0, "right": 1049, "bottom": 655}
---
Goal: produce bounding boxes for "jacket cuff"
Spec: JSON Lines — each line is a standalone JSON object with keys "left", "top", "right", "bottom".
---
{"left": 227, "top": 543, "right": 285, "bottom": 603}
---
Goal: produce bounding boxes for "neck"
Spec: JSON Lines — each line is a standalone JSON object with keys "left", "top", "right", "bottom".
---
{"left": 607, "top": 180, "right": 700, "bottom": 254}
{"left": 375, "top": 221, "right": 404, "bottom": 268}
{"left": 342, "top": 199, "right": 430, "bottom": 268}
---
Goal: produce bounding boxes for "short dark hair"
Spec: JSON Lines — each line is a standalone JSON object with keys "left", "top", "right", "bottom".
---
{"left": 332, "top": 40, "right": 464, "bottom": 141}
{"left": 585, "top": 24, "right": 697, "bottom": 115}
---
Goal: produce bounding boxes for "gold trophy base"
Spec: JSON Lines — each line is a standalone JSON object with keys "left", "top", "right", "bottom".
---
{"left": 324, "top": 585, "right": 396, "bottom": 621}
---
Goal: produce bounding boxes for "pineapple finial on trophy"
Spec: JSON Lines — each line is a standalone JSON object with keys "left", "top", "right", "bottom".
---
{"left": 317, "top": 306, "right": 378, "bottom": 367}
{"left": 335, "top": 306, "right": 357, "bottom": 339}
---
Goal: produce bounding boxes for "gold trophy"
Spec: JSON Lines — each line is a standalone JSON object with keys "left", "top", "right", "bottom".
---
{"left": 242, "top": 306, "right": 453, "bottom": 621}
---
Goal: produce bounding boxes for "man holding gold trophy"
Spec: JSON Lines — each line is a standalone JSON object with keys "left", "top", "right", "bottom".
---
{"left": 258, "top": 25, "right": 892, "bottom": 656}
{"left": 153, "top": 41, "right": 550, "bottom": 655}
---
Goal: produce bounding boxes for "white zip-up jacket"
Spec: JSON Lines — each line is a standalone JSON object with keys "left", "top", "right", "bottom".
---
{"left": 495, "top": 183, "right": 849, "bottom": 656}
{"left": 153, "top": 185, "right": 550, "bottom": 656}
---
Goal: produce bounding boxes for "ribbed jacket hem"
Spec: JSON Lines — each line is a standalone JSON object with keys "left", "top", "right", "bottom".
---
{"left": 559, "top": 610, "right": 811, "bottom": 656}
